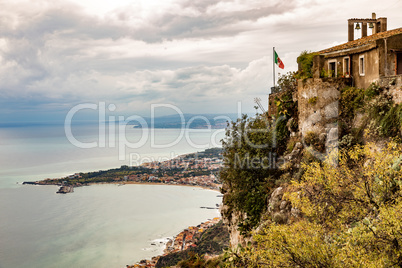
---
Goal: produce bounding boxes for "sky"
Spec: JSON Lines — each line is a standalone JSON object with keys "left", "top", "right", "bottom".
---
{"left": 1, "top": 0, "right": 402, "bottom": 123}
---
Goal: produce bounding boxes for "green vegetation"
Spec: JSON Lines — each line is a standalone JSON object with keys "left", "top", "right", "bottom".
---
{"left": 339, "top": 86, "right": 365, "bottom": 122}
{"left": 184, "top": 148, "right": 222, "bottom": 159}
{"left": 379, "top": 104, "right": 402, "bottom": 138}
{"left": 320, "top": 67, "right": 330, "bottom": 78}
{"left": 220, "top": 114, "right": 279, "bottom": 232}
{"left": 227, "top": 142, "right": 402, "bottom": 267}
{"left": 155, "top": 221, "right": 229, "bottom": 268}
{"left": 65, "top": 166, "right": 152, "bottom": 185}
{"left": 303, "top": 131, "right": 325, "bottom": 152}
{"left": 220, "top": 73, "right": 299, "bottom": 233}
{"left": 216, "top": 76, "right": 402, "bottom": 268}
{"left": 364, "top": 82, "right": 381, "bottom": 99}
{"left": 365, "top": 95, "right": 402, "bottom": 140}
{"left": 176, "top": 253, "right": 222, "bottom": 268}
{"left": 274, "top": 73, "right": 298, "bottom": 154}
{"left": 337, "top": 83, "right": 402, "bottom": 145}
{"left": 277, "top": 71, "right": 297, "bottom": 92}
{"left": 295, "top": 51, "right": 317, "bottom": 79}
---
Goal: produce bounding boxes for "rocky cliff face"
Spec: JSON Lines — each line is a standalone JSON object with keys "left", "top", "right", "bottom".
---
{"left": 267, "top": 187, "right": 301, "bottom": 224}
{"left": 221, "top": 73, "right": 402, "bottom": 248}
{"left": 222, "top": 185, "right": 303, "bottom": 248}
{"left": 220, "top": 204, "right": 249, "bottom": 247}
{"left": 379, "top": 76, "right": 402, "bottom": 104}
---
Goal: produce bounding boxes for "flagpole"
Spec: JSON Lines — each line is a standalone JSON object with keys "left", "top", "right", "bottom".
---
{"left": 273, "top": 47, "right": 275, "bottom": 90}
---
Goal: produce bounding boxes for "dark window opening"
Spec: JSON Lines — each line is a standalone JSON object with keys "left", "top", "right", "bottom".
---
{"left": 329, "top": 62, "right": 336, "bottom": 77}
{"left": 397, "top": 53, "right": 402, "bottom": 75}
{"left": 344, "top": 57, "right": 350, "bottom": 76}
{"left": 359, "top": 56, "right": 365, "bottom": 76}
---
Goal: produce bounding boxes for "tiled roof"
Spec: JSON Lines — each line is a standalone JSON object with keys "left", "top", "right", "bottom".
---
{"left": 319, "top": 27, "right": 402, "bottom": 54}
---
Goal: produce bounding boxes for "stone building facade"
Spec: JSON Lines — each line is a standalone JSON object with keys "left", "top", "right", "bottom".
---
{"left": 268, "top": 13, "right": 402, "bottom": 154}
{"left": 313, "top": 13, "right": 402, "bottom": 89}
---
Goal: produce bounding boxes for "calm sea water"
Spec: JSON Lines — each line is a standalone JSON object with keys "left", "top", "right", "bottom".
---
{"left": 0, "top": 125, "right": 224, "bottom": 268}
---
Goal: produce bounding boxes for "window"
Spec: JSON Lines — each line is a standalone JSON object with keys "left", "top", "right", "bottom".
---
{"left": 328, "top": 59, "right": 337, "bottom": 77}
{"left": 343, "top": 57, "right": 350, "bottom": 77}
{"left": 397, "top": 52, "right": 402, "bottom": 75}
{"left": 359, "top": 55, "right": 365, "bottom": 76}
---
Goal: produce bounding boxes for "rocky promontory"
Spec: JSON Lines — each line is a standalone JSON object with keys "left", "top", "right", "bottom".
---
{"left": 56, "top": 186, "right": 74, "bottom": 194}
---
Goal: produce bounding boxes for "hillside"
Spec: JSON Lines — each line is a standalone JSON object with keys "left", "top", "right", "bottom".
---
{"left": 215, "top": 68, "right": 402, "bottom": 266}
{"left": 157, "top": 69, "right": 402, "bottom": 267}
{"left": 155, "top": 221, "right": 230, "bottom": 268}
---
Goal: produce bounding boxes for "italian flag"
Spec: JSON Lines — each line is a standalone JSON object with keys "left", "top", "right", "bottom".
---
{"left": 275, "top": 50, "right": 285, "bottom": 69}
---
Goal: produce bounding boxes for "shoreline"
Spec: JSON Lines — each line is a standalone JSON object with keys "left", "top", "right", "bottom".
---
{"left": 128, "top": 217, "right": 222, "bottom": 268}
{"left": 23, "top": 147, "right": 223, "bottom": 194}
{"left": 21, "top": 181, "right": 222, "bottom": 267}
{"left": 23, "top": 181, "right": 222, "bottom": 193}
{"left": 103, "top": 181, "right": 221, "bottom": 192}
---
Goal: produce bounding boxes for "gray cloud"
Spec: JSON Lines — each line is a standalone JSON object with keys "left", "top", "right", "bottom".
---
{"left": 1, "top": 0, "right": 302, "bottom": 44}
{"left": 114, "top": 0, "right": 301, "bottom": 42}
{"left": 0, "top": 0, "right": 402, "bottom": 123}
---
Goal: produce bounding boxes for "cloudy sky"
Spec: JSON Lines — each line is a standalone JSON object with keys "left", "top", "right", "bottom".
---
{"left": 1, "top": 0, "right": 401, "bottom": 123}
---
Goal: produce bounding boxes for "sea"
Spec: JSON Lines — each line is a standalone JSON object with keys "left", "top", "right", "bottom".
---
{"left": 0, "top": 124, "right": 225, "bottom": 268}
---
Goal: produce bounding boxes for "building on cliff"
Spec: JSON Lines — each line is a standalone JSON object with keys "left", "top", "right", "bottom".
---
{"left": 313, "top": 13, "right": 402, "bottom": 89}
{"left": 268, "top": 12, "right": 402, "bottom": 153}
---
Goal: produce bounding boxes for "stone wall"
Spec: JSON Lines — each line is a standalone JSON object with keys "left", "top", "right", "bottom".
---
{"left": 298, "top": 78, "right": 351, "bottom": 151}
{"left": 379, "top": 75, "right": 402, "bottom": 104}
{"left": 352, "top": 48, "right": 380, "bottom": 89}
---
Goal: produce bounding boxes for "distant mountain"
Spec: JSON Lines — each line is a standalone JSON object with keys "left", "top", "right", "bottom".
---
{"left": 128, "top": 113, "right": 240, "bottom": 129}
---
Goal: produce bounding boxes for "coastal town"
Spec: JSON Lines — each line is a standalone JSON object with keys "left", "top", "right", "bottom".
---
{"left": 127, "top": 217, "right": 222, "bottom": 268}
{"left": 23, "top": 148, "right": 223, "bottom": 192}
{"left": 164, "top": 217, "right": 221, "bottom": 254}
{"left": 22, "top": 148, "right": 227, "bottom": 267}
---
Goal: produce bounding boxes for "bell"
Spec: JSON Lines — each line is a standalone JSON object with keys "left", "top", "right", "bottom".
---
{"left": 369, "top": 22, "right": 374, "bottom": 29}
{"left": 355, "top": 23, "right": 361, "bottom": 30}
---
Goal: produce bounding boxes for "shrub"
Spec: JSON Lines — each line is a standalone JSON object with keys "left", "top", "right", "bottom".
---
{"left": 364, "top": 94, "right": 402, "bottom": 139}
{"left": 304, "top": 131, "right": 325, "bottom": 152}
{"left": 304, "top": 131, "right": 318, "bottom": 146}
{"left": 340, "top": 86, "right": 365, "bottom": 120}
{"left": 277, "top": 71, "right": 297, "bottom": 92}
{"left": 234, "top": 142, "right": 402, "bottom": 267}
{"left": 286, "top": 136, "right": 299, "bottom": 153}
{"left": 379, "top": 104, "right": 402, "bottom": 137}
{"left": 365, "top": 82, "right": 381, "bottom": 99}
{"left": 295, "top": 51, "right": 317, "bottom": 79}
{"left": 220, "top": 114, "right": 280, "bottom": 232}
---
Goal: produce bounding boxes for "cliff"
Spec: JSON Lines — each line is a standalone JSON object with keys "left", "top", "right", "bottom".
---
{"left": 219, "top": 71, "right": 402, "bottom": 266}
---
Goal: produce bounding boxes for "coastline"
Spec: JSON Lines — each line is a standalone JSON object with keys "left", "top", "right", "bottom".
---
{"left": 2, "top": 182, "right": 222, "bottom": 268}
{"left": 22, "top": 181, "right": 222, "bottom": 266}
{"left": 23, "top": 180, "right": 222, "bottom": 193}
{"left": 22, "top": 147, "right": 223, "bottom": 193}
{"left": 103, "top": 181, "right": 221, "bottom": 192}
{"left": 127, "top": 217, "right": 223, "bottom": 268}
{"left": 20, "top": 147, "right": 224, "bottom": 267}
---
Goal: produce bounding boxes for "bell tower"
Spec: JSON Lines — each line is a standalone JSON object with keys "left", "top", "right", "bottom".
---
{"left": 348, "top": 13, "right": 387, "bottom": 41}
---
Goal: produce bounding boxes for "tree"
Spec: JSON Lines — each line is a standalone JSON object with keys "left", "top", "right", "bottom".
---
{"left": 220, "top": 114, "right": 281, "bottom": 232}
